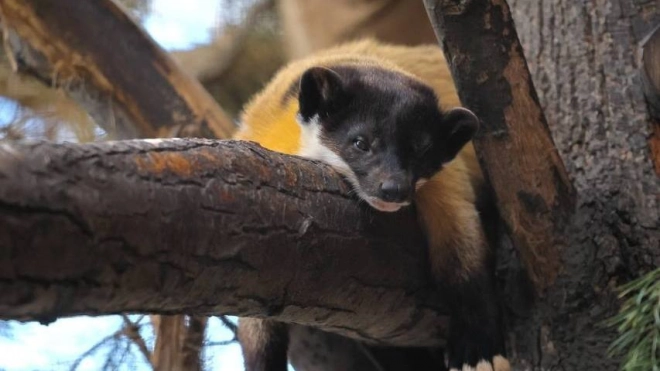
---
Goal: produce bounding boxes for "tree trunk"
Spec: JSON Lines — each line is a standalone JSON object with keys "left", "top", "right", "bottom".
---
{"left": 181, "top": 316, "right": 208, "bottom": 371}
{"left": 150, "top": 314, "right": 206, "bottom": 371}
{"left": 151, "top": 315, "right": 185, "bottom": 371}
{"left": 501, "top": 0, "right": 659, "bottom": 369}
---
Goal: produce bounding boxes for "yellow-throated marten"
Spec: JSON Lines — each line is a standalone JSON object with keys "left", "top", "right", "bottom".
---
{"left": 234, "top": 39, "right": 510, "bottom": 371}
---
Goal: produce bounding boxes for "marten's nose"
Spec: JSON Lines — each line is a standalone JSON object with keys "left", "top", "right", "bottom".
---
{"left": 379, "top": 180, "right": 410, "bottom": 202}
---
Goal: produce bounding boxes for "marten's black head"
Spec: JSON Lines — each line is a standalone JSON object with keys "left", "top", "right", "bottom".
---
{"left": 296, "top": 65, "right": 479, "bottom": 212}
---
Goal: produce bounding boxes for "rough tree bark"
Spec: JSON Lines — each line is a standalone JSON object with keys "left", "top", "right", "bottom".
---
{"left": 424, "top": 0, "right": 576, "bottom": 292}
{"left": 0, "top": 0, "right": 234, "bottom": 139}
{"left": 0, "top": 139, "right": 449, "bottom": 346}
{"left": 499, "top": 0, "right": 659, "bottom": 370}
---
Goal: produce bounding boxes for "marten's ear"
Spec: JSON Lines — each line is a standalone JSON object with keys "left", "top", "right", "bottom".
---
{"left": 438, "top": 107, "right": 479, "bottom": 162}
{"left": 298, "top": 67, "right": 346, "bottom": 124}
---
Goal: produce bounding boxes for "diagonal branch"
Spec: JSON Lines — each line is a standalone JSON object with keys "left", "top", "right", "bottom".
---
{"left": 69, "top": 328, "right": 122, "bottom": 371}
{"left": 0, "top": 0, "right": 234, "bottom": 139}
{"left": 423, "top": 0, "right": 576, "bottom": 292}
{"left": 0, "top": 138, "right": 445, "bottom": 347}
{"left": 217, "top": 315, "right": 238, "bottom": 337}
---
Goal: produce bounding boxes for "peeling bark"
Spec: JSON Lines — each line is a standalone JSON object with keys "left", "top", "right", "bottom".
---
{"left": 423, "top": 0, "right": 576, "bottom": 291}
{"left": 0, "top": 0, "right": 234, "bottom": 139}
{"left": 0, "top": 139, "right": 447, "bottom": 347}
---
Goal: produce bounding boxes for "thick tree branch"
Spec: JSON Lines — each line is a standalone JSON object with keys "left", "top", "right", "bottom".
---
{"left": 423, "top": 0, "right": 577, "bottom": 291}
{"left": 0, "top": 139, "right": 446, "bottom": 347}
{"left": 0, "top": 0, "right": 234, "bottom": 139}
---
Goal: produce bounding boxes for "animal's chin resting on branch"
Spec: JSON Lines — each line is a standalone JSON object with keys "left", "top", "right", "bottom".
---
{"left": 0, "top": 137, "right": 453, "bottom": 347}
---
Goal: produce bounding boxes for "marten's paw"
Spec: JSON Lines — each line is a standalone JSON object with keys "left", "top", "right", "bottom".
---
{"left": 447, "top": 323, "right": 509, "bottom": 371}
{"left": 448, "top": 355, "right": 509, "bottom": 371}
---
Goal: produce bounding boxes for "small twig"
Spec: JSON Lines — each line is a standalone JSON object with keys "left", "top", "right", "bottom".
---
{"left": 218, "top": 315, "right": 238, "bottom": 336}
{"left": 69, "top": 330, "right": 121, "bottom": 371}
{"left": 356, "top": 342, "right": 387, "bottom": 371}
{"left": 114, "top": 336, "right": 133, "bottom": 371}
{"left": 101, "top": 339, "right": 121, "bottom": 371}
{"left": 205, "top": 316, "right": 238, "bottom": 347}
{"left": 121, "top": 314, "right": 153, "bottom": 367}
{"left": 206, "top": 339, "right": 237, "bottom": 347}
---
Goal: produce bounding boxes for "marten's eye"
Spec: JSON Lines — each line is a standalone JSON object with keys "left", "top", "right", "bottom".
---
{"left": 414, "top": 136, "right": 432, "bottom": 157}
{"left": 416, "top": 143, "right": 432, "bottom": 158}
{"left": 353, "top": 137, "right": 370, "bottom": 152}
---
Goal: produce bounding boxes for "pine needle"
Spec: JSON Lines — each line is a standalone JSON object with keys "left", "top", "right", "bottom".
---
{"left": 606, "top": 268, "right": 660, "bottom": 371}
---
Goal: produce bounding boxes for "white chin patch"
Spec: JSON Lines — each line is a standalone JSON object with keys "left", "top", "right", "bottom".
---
{"left": 297, "top": 113, "right": 359, "bottom": 184}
